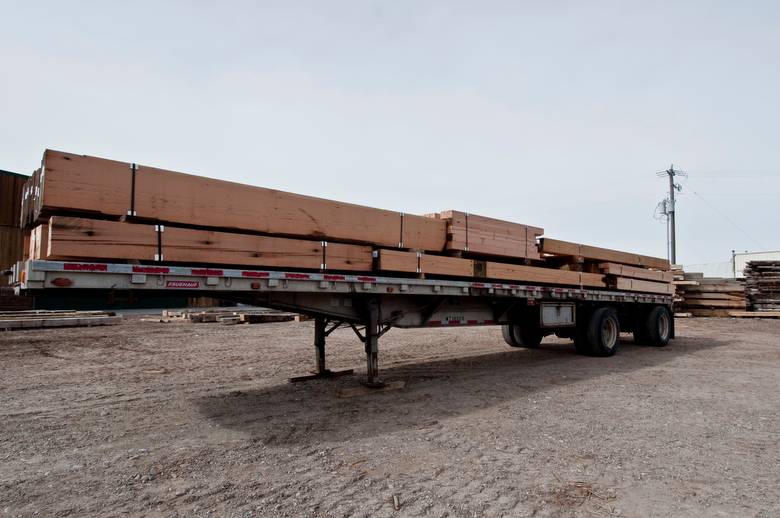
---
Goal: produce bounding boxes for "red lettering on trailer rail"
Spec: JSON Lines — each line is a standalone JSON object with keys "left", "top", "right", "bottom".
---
{"left": 64, "top": 263, "right": 108, "bottom": 272}
{"left": 324, "top": 274, "right": 346, "bottom": 281}
{"left": 285, "top": 273, "right": 310, "bottom": 279}
{"left": 166, "top": 280, "right": 199, "bottom": 288}
{"left": 357, "top": 276, "right": 376, "bottom": 282}
{"left": 241, "top": 271, "right": 270, "bottom": 278}
{"left": 191, "top": 268, "right": 223, "bottom": 276}
{"left": 132, "top": 266, "right": 170, "bottom": 274}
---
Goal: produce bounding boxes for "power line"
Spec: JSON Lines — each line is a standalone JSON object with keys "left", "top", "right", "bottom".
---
{"left": 688, "top": 189, "right": 766, "bottom": 250}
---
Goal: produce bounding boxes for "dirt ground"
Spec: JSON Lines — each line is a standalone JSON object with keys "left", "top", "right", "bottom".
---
{"left": 0, "top": 316, "right": 778, "bottom": 517}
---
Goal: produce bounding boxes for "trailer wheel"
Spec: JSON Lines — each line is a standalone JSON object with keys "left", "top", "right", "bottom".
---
{"left": 501, "top": 324, "right": 542, "bottom": 349}
{"left": 639, "top": 306, "right": 672, "bottom": 347}
{"left": 577, "top": 307, "right": 620, "bottom": 357}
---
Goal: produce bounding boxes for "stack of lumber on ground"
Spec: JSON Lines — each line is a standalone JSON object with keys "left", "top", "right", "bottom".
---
{"left": 744, "top": 261, "right": 780, "bottom": 311}
{"left": 0, "top": 287, "right": 34, "bottom": 311}
{"left": 0, "top": 170, "right": 28, "bottom": 286}
{"left": 671, "top": 265, "right": 695, "bottom": 312}
{"left": 0, "top": 310, "right": 120, "bottom": 330}
{"left": 19, "top": 149, "right": 673, "bottom": 294}
{"left": 674, "top": 273, "right": 746, "bottom": 316}
{"left": 159, "top": 307, "right": 306, "bottom": 324}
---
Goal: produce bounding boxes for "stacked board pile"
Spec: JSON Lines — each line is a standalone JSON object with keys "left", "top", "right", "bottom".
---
{"left": 0, "top": 170, "right": 28, "bottom": 286}
{"left": 19, "top": 149, "right": 673, "bottom": 295}
{"left": 674, "top": 273, "right": 746, "bottom": 316}
{"left": 744, "top": 261, "right": 780, "bottom": 311}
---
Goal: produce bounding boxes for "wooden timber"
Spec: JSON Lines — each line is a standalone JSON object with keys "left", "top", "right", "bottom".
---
{"left": 613, "top": 277, "right": 674, "bottom": 295}
{"left": 433, "top": 210, "right": 543, "bottom": 260}
{"left": 728, "top": 310, "right": 780, "bottom": 318}
{"left": 30, "top": 150, "right": 447, "bottom": 251}
{"left": 539, "top": 238, "right": 669, "bottom": 270}
{"left": 420, "top": 253, "right": 475, "bottom": 277}
{"left": 40, "top": 217, "right": 373, "bottom": 271}
{"left": 375, "top": 249, "right": 418, "bottom": 274}
{"left": 599, "top": 263, "right": 674, "bottom": 283}
{"left": 375, "top": 249, "right": 475, "bottom": 277}
{"left": 0, "top": 170, "right": 28, "bottom": 227}
{"left": 485, "top": 262, "right": 606, "bottom": 288}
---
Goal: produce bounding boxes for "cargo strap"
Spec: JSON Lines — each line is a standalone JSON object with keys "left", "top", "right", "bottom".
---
{"left": 128, "top": 163, "right": 138, "bottom": 217}
{"left": 154, "top": 225, "right": 164, "bottom": 261}
{"left": 399, "top": 212, "right": 404, "bottom": 248}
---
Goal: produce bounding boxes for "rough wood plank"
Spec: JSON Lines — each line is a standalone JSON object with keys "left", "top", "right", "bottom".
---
{"left": 420, "top": 254, "right": 475, "bottom": 277}
{"left": 376, "top": 249, "right": 418, "bottom": 273}
{"left": 727, "top": 311, "right": 780, "bottom": 318}
{"left": 485, "top": 262, "right": 606, "bottom": 288}
{"left": 540, "top": 238, "right": 669, "bottom": 270}
{"left": 615, "top": 277, "right": 675, "bottom": 295}
{"left": 599, "top": 262, "right": 674, "bottom": 283}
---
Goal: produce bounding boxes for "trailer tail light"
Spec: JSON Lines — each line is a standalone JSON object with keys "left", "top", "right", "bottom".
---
{"left": 250, "top": 282, "right": 261, "bottom": 290}
{"left": 51, "top": 277, "right": 73, "bottom": 287}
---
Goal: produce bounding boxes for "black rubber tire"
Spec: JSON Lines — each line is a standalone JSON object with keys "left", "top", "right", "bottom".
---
{"left": 502, "top": 324, "right": 542, "bottom": 349}
{"left": 502, "top": 324, "right": 520, "bottom": 347}
{"left": 642, "top": 306, "right": 672, "bottom": 347}
{"left": 581, "top": 307, "right": 620, "bottom": 357}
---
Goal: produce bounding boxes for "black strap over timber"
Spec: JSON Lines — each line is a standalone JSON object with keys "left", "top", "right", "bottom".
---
{"left": 155, "top": 225, "right": 163, "bottom": 262}
{"left": 399, "top": 212, "right": 404, "bottom": 248}
{"left": 464, "top": 212, "right": 469, "bottom": 252}
{"left": 129, "top": 163, "right": 138, "bottom": 217}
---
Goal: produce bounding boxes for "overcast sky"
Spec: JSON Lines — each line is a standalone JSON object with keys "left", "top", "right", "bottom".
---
{"left": 2, "top": 1, "right": 778, "bottom": 268}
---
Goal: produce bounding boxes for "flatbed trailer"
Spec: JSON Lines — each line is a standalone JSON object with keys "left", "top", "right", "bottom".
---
{"left": 12, "top": 260, "right": 675, "bottom": 386}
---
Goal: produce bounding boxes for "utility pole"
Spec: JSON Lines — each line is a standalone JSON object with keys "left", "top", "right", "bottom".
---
{"left": 657, "top": 165, "right": 685, "bottom": 264}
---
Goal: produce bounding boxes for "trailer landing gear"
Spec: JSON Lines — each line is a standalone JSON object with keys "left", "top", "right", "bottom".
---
{"left": 289, "top": 303, "right": 392, "bottom": 388}
{"left": 288, "top": 316, "right": 353, "bottom": 383}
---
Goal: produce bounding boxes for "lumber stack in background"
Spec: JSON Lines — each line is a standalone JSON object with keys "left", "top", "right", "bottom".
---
{"left": 674, "top": 273, "right": 746, "bottom": 316}
{"left": 0, "top": 170, "right": 28, "bottom": 286}
{"left": 744, "top": 261, "right": 780, "bottom": 311}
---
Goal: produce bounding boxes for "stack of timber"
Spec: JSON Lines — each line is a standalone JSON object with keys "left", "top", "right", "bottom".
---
{"left": 19, "top": 149, "right": 673, "bottom": 294}
{"left": 0, "top": 287, "right": 34, "bottom": 311}
{"left": 0, "top": 170, "right": 28, "bottom": 286}
{"left": 159, "top": 307, "right": 306, "bottom": 324}
{"left": 0, "top": 310, "right": 120, "bottom": 330}
{"left": 425, "top": 211, "right": 543, "bottom": 260}
{"left": 744, "top": 261, "right": 780, "bottom": 311}
{"left": 674, "top": 273, "right": 746, "bottom": 317}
